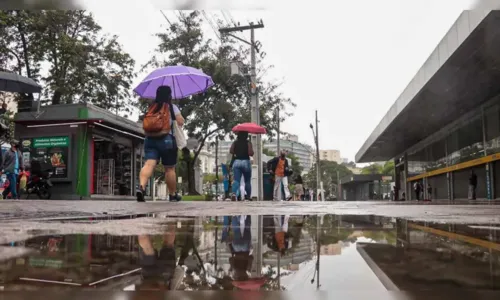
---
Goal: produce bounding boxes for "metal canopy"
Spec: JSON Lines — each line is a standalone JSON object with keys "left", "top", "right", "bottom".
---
{"left": 356, "top": 11, "right": 500, "bottom": 163}
{"left": 0, "top": 71, "right": 42, "bottom": 94}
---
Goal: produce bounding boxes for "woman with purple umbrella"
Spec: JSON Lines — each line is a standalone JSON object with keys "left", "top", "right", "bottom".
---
{"left": 137, "top": 86, "right": 184, "bottom": 202}
{"left": 134, "top": 65, "right": 214, "bottom": 202}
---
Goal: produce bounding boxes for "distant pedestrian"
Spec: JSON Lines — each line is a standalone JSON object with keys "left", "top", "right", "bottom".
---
{"left": 267, "top": 150, "right": 293, "bottom": 201}
{"left": 413, "top": 181, "right": 422, "bottom": 201}
{"left": 469, "top": 170, "right": 477, "bottom": 200}
{"left": 1, "top": 140, "right": 23, "bottom": 200}
{"left": 427, "top": 184, "right": 432, "bottom": 201}
{"left": 293, "top": 175, "right": 304, "bottom": 201}
{"left": 230, "top": 132, "right": 253, "bottom": 201}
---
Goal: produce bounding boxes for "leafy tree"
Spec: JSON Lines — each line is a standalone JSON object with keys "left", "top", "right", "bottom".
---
{"left": 141, "top": 11, "right": 295, "bottom": 193}
{"left": 361, "top": 161, "right": 395, "bottom": 177}
{"left": 0, "top": 10, "right": 136, "bottom": 114}
{"left": 304, "top": 160, "right": 353, "bottom": 198}
{"left": 361, "top": 164, "right": 382, "bottom": 175}
{"left": 342, "top": 161, "right": 357, "bottom": 168}
{"left": 381, "top": 161, "right": 395, "bottom": 177}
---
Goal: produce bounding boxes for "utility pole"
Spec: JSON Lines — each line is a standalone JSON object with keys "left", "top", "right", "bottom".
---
{"left": 337, "top": 170, "right": 341, "bottom": 200}
{"left": 215, "top": 137, "right": 219, "bottom": 199}
{"left": 277, "top": 106, "right": 280, "bottom": 154}
{"left": 315, "top": 110, "right": 321, "bottom": 201}
{"left": 220, "top": 21, "right": 265, "bottom": 202}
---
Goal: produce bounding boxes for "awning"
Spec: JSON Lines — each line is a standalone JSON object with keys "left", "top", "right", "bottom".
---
{"left": 356, "top": 11, "right": 500, "bottom": 162}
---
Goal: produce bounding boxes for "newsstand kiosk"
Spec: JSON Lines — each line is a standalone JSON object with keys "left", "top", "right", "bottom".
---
{"left": 14, "top": 103, "right": 149, "bottom": 200}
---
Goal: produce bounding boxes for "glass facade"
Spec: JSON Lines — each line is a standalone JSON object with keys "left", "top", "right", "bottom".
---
{"left": 404, "top": 96, "right": 500, "bottom": 199}
{"left": 407, "top": 114, "right": 488, "bottom": 178}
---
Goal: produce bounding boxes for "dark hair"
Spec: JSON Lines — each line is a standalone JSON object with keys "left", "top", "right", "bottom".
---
{"left": 152, "top": 85, "right": 172, "bottom": 114}
{"left": 237, "top": 131, "right": 248, "bottom": 141}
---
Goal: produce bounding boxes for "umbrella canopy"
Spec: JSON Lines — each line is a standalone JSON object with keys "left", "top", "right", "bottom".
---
{"left": 0, "top": 71, "right": 42, "bottom": 94}
{"left": 133, "top": 65, "right": 214, "bottom": 100}
{"left": 232, "top": 277, "right": 267, "bottom": 291}
{"left": 232, "top": 123, "right": 267, "bottom": 134}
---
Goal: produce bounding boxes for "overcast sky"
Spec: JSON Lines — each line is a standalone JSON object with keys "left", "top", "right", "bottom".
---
{"left": 79, "top": 0, "right": 475, "bottom": 162}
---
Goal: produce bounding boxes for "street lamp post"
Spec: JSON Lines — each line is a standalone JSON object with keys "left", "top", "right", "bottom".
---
{"left": 215, "top": 137, "right": 219, "bottom": 199}
{"left": 310, "top": 110, "right": 320, "bottom": 201}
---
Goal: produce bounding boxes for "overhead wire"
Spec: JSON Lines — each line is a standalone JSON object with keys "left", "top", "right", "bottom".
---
{"left": 201, "top": 10, "right": 221, "bottom": 40}
{"left": 159, "top": 10, "right": 173, "bottom": 27}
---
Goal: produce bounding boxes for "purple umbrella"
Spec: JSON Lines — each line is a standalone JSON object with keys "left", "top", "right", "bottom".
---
{"left": 133, "top": 65, "right": 214, "bottom": 99}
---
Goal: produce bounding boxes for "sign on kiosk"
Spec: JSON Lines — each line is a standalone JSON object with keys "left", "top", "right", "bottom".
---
{"left": 20, "top": 136, "right": 70, "bottom": 179}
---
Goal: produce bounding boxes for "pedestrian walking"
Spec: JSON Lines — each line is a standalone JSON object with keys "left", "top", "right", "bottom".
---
{"left": 1, "top": 140, "right": 23, "bottom": 200}
{"left": 469, "top": 170, "right": 477, "bottom": 200}
{"left": 294, "top": 174, "right": 304, "bottom": 201}
{"left": 267, "top": 150, "right": 293, "bottom": 201}
{"left": 137, "top": 86, "right": 184, "bottom": 202}
{"left": 137, "top": 222, "right": 185, "bottom": 290}
{"left": 427, "top": 183, "right": 432, "bottom": 201}
{"left": 230, "top": 132, "right": 254, "bottom": 201}
{"left": 413, "top": 181, "right": 422, "bottom": 201}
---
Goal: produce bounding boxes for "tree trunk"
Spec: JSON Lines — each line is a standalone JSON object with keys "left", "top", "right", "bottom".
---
{"left": 16, "top": 15, "right": 31, "bottom": 78}
{"left": 187, "top": 162, "right": 198, "bottom": 195}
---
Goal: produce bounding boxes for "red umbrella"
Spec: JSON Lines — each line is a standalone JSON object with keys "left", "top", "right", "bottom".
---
{"left": 232, "top": 277, "right": 267, "bottom": 290}
{"left": 232, "top": 122, "right": 267, "bottom": 134}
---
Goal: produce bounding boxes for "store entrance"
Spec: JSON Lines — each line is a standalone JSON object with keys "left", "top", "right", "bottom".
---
{"left": 93, "top": 135, "right": 133, "bottom": 196}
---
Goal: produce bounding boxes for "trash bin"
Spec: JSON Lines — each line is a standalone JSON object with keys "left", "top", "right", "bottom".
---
{"left": 263, "top": 172, "right": 273, "bottom": 200}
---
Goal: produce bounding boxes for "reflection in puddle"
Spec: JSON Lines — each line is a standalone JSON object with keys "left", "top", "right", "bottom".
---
{"left": 0, "top": 214, "right": 499, "bottom": 293}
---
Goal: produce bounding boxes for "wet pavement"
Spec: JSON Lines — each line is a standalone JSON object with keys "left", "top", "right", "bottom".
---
{"left": 2, "top": 200, "right": 500, "bottom": 223}
{"left": 0, "top": 212, "right": 500, "bottom": 297}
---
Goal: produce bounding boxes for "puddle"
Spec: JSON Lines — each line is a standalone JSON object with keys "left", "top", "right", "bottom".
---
{"left": 0, "top": 214, "right": 499, "bottom": 293}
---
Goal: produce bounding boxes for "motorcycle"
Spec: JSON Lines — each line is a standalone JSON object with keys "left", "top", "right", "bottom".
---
{"left": 26, "top": 160, "right": 53, "bottom": 199}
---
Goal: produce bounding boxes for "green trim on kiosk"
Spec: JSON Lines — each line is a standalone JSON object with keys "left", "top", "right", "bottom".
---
{"left": 76, "top": 107, "right": 90, "bottom": 197}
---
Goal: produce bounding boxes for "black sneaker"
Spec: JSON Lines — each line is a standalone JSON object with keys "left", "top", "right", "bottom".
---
{"left": 169, "top": 193, "right": 182, "bottom": 202}
{"left": 136, "top": 186, "right": 145, "bottom": 202}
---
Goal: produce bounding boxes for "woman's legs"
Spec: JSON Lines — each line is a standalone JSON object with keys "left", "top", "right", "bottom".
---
{"left": 239, "top": 175, "right": 245, "bottom": 199}
{"left": 137, "top": 159, "right": 157, "bottom": 202}
{"left": 140, "top": 160, "right": 157, "bottom": 188}
{"left": 232, "top": 163, "right": 243, "bottom": 199}
{"left": 243, "top": 161, "right": 252, "bottom": 200}
{"left": 165, "top": 166, "right": 177, "bottom": 195}
{"left": 161, "top": 146, "right": 180, "bottom": 201}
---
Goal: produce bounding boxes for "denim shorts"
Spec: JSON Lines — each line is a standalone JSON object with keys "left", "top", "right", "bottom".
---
{"left": 139, "top": 246, "right": 176, "bottom": 281}
{"left": 144, "top": 135, "right": 178, "bottom": 167}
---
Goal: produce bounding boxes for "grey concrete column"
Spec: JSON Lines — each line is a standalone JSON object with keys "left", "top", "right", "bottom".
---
{"left": 403, "top": 153, "right": 408, "bottom": 200}
{"left": 448, "top": 172, "right": 453, "bottom": 201}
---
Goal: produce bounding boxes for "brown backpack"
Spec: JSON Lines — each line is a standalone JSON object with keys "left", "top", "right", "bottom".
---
{"left": 143, "top": 103, "right": 172, "bottom": 133}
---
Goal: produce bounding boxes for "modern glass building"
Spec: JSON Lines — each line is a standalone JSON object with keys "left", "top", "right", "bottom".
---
{"left": 263, "top": 138, "right": 313, "bottom": 172}
{"left": 356, "top": 10, "right": 500, "bottom": 201}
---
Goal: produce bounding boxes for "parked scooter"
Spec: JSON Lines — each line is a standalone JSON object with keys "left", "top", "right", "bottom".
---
{"left": 26, "top": 159, "right": 53, "bottom": 199}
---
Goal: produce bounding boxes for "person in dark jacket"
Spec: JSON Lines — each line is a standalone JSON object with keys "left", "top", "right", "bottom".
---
{"left": 1, "top": 139, "right": 24, "bottom": 199}
{"left": 267, "top": 150, "right": 293, "bottom": 201}
{"left": 469, "top": 170, "right": 477, "bottom": 200}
